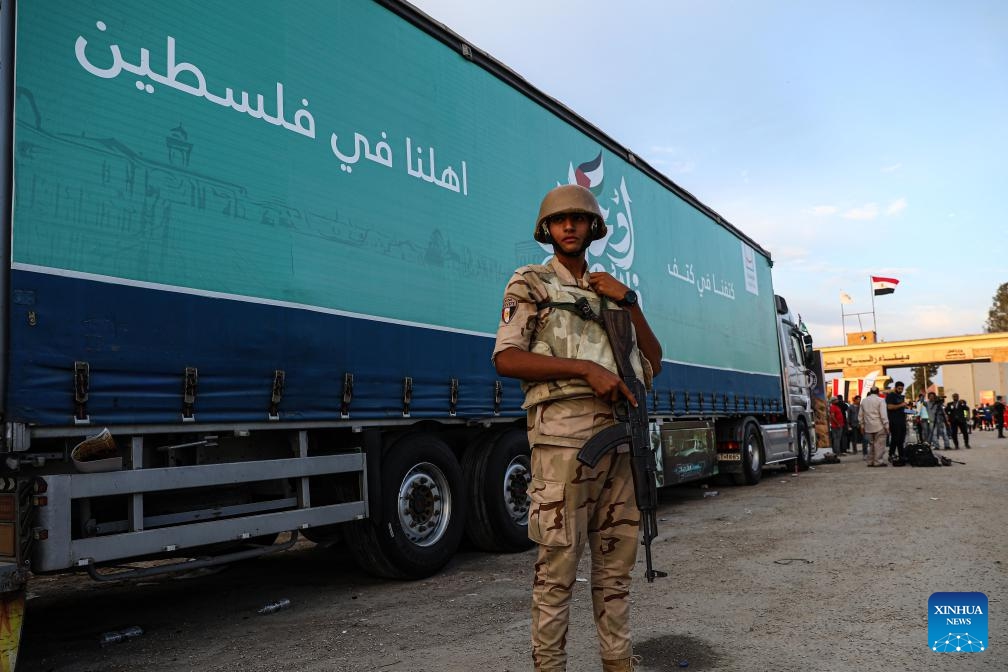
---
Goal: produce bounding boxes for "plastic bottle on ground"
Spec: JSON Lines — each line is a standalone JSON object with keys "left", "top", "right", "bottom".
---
{"left": 258, "top": 598, "right": 291, "bottom": 615}
{"left": 99, "top": 625, "right": 144, "bottom": 646}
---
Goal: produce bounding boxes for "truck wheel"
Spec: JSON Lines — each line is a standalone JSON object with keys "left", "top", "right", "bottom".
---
{"left": 732, "top": 424, "right": 763, "bottom": 486}
{"left": 343, "top": 432, "right": 466, "bottom": 579}
{"left": 463, "top": 428, "right": 533, "bottom": 552}
{"left": 796, "top": 421, "right": 812, "bottom": 471}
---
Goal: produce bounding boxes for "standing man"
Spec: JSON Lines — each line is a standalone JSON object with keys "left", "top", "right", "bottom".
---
{"left": 915, "top": 392, "right": 931, "bottom": 443}
{"left": 837, "top": 395, "right": 851, "bottom": 454}
{"left": 946, "top": 393, "right": 971, "bottom": 449}
{"left": 994, "top": 395, "right": 1005, "bottom": 439}
{"left": 928, "top": 393, "right": 952, "bottom": 450}
{"left": 885, "top": 381, "right": 909, "bottom": 462}
{"left": 829, "top": 397, "right": 845, "bottom": 455}
{"left": 847, "top": 394, "right": 865, "bottom": 457}
{"left": 493, "top": 184, "right": 662, "bottom": 672}
{"left": 859, "top": 387, "right": 889, "bottom": 467}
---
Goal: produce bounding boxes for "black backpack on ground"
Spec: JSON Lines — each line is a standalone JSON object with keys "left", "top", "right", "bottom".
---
{"left": 905, "top": 443, "right": 941, "bottom": 467}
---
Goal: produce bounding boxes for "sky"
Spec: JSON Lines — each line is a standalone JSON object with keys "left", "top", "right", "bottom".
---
{"left": 410, "top": 0, "right": 1006, "bottom": 355}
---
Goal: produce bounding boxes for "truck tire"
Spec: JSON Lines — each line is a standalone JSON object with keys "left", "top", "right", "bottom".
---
{"left": 796, "top": 421, "right": 812, "bottom": 471}
{"left": 732, "top": 424, "right": 763, "bottom": 486}
{"left": 463, "top": 428, "right": 533, "bottom": 552}
{"left": 343, "top": 432, "right": 466, "bottom": 579}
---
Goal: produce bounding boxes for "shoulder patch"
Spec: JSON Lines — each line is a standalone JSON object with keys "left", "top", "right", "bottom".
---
{"left": 501, "top": 296, "right": 518, "bottom": 324}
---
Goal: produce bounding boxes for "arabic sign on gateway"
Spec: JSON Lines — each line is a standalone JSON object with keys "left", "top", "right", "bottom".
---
{"left": 12, "top": 0, "right": 779, "bottom": 376}
{"left": 823, "top": 346, "right": 978, "bottom": 370}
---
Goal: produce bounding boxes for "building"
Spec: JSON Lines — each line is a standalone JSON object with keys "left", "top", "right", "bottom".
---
{"left": 942, "top": 362, "right": 1008, "bottom": 407}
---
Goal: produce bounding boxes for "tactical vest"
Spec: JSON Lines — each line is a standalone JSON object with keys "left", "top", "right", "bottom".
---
{"left": 517, "top": 263, "right": 651, "bottom": 410}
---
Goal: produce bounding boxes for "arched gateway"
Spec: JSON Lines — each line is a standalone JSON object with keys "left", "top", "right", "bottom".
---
{"left": 817, "top": 332, "right": 1008, "bottom": 394}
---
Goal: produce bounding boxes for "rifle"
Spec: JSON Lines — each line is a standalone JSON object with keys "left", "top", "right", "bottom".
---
{"left": 572, "top": 298, "right": 666, "bottom": 583}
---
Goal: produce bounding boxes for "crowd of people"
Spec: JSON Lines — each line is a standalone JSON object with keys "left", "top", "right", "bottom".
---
{"left": 971, "top": 401, "right": 1007, "bottom": 436}
{"left": 828, "top": 384, "right": 1007, "bottom": 465}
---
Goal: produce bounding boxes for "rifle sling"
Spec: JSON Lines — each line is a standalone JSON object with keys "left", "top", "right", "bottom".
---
{"left": 535, "top": 295, "right": 609, "bottom": 324}
{"left": 537, "top": 296, "right": 637, "bottom": 378}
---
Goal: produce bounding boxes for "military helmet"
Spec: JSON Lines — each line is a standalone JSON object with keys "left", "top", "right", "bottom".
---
{"left": 533, "top": 184, "right": 608, "bottom": 244}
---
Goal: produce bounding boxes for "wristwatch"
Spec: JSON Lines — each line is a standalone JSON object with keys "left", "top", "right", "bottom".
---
{"left": 616, "top": 290, "right": 638, "bottom": 308}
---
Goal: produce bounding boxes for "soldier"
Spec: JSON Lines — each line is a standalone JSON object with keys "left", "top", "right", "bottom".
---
{"left": 493, "top": 184, "right": 662, "bottom": 672}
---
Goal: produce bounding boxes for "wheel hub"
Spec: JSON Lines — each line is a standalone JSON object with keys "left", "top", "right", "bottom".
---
{"left": 502, "top": 457, "right": 531, "bottom": 524}
{"left": 747, "top": 438, "right": 762, "bottom": 470}
{"left": 398, "top": 462, "right": 452, "bottom": 546}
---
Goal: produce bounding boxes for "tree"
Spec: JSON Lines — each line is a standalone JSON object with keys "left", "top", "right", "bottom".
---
{"left": 985, "top": 282, "right": 1008, "bottom": 333}
{"left": 910, "top": 364, "right": 938, "bottom": 399}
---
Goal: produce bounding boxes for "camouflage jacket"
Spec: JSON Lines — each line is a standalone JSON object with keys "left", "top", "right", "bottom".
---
{"left": 493, "top": 257, "right": 653, "bottom": 411}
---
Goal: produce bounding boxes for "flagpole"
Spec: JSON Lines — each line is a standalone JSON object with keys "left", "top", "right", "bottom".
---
{"left": 840, "top": 300, "right": 846, "bottom": 341}
{"left": 869, "top": 277, "right": 877, "bottom": 335}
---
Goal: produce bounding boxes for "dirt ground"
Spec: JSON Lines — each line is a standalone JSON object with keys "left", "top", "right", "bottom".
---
{"left": 17, "top": 432, "right": 1007, "bottom": 672}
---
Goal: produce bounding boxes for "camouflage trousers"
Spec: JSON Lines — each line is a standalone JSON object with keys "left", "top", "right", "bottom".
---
{"left": 528, "top": 444, "right": 640, "bottom": 671}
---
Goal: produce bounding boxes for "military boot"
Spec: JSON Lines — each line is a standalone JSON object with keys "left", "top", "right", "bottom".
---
{"left": 601, "top": 655, "right": 642, "bottom": 671}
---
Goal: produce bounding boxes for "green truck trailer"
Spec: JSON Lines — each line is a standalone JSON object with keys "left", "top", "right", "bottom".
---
{"left": 0, "top": 0, "right": 816, "bottom": 665}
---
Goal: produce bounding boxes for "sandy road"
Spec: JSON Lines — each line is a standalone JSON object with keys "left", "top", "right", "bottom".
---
{"left": 18, "top": 433, "right": 1007, "bottom": 672}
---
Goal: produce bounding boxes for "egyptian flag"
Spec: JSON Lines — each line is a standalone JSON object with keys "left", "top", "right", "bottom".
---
{"left": 871, "top": 276, "right": 899, "bottom": 296}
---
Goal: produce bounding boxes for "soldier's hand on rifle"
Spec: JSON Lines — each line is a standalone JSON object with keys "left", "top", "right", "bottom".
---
{"left": 583, "top": 361, "right": 638, "bottom": 407}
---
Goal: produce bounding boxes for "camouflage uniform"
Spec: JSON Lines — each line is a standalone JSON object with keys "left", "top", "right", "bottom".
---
{"left": 493, "top": 256, "right": 653, "bottom": 671}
